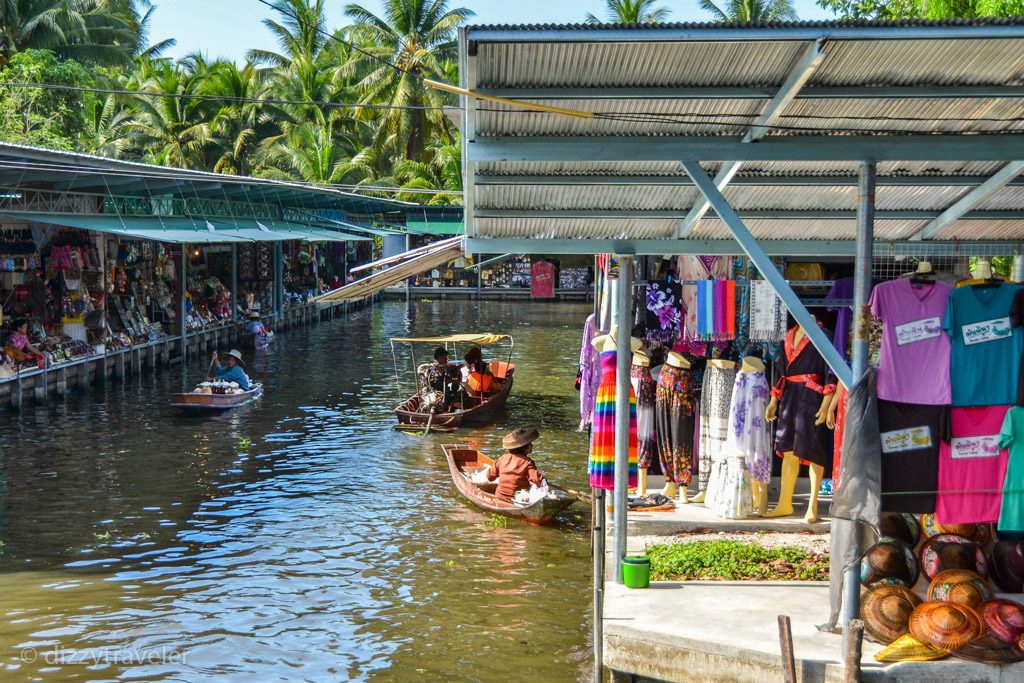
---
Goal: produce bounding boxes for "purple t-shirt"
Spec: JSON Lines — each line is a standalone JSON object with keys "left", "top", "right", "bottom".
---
{"left": 869, "top": 279, "right": 952, "bottom": 405}
{"left": 827, "top": 276, "right": 854, "bottom": 359}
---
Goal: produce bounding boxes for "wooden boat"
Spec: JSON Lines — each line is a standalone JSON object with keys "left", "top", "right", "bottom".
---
{"left": 441, "top": 444, "right": 577, "bottom": 524}
{"left": 391, "top": 333, "right": 516, "bottom": 430}
{"left": 172, "top": 383, "right": 264, "bottom": 410}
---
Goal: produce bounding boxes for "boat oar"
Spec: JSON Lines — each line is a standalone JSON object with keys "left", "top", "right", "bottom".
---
{"left": 423, "top": 407, "right": 435, "bottom": 436}
{"left": 549, "top": 482, "right": 592, "bottom": 502}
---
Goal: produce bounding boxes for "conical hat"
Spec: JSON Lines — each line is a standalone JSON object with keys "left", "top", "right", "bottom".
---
{"left": 953, "top": 633, "right": 1024, "bottom": 664}
{"left": 861, "top": 537, "right": 919, "bottom": 587}
{"left": 909, "top": 602, "right": 984, "bottom": 651}
{"left": 979, "top": 599, "right": 1024, "bottom": 646}
{"left": 874, "top": 633, "right": 948, "bottom": 662}
{"left": 880, "top": 512, "right": 921, "bottom": 548}
{"left": 918, "top": 514, "right": 990, "bottom": 543}
{"left": 927, "top": 569, "right": 992, "bottom": 608}
{"left": 920, "top": 534, "right": 987, "bottom": 580}
{"left": 989, "top": 540, "right": 1024, "bottom": 593}
{"left": 861, "top": 584, "right": 922, "bottom": 644}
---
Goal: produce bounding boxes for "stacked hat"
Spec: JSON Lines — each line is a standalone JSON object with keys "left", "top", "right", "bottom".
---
{"left": 909, "top": 602, "right": 984, "bottom": 651}
{"left": 920, "top": 534, "right": 987, "bottom": 581}
{"left": 927, "top": 569, "right": 993, "bottom": 609}
{"left": 918, "top": 514, "right": 991, "bottom": 544}
{"left": 874, "top": 634, "right": 948, "bottom": 663}
{"left": 989, "top": 540, "right": 1024, "bottom": 593}
{"left": 955, "top": 600, "right": 1024, "bottom": 664}
{"left": 861, "top": 584, "right": 922, "bottom": 644}
{"left": 861, "top": 537, "right": 920, "bottom": 587}
{"left": 880, "top": 512, "right": 921, "bottom": 548}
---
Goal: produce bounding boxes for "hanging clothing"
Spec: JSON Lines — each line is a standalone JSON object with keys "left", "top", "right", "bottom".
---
{"left": 998, "top": 407, "right": 1024, "bottom": 532}
{"left": 937, "top": 405, "right": 1011, "bottom": 525}
{"left": 589, "top": 349, "right": 638, "bottom": 490}
{"left": 711, "top": 456, "right": 753, "bottom": 519}
{"left": 644, "top": 281, "right": 683, "bottom": 344}
{"left": 696, "top": 280, "right": 737, "bottom": 341}
{"left": 869, "top": 279, "right": 953, "bottom": 405}
{"left": 700, "top": 362, "right": 737, "bottom": 499}
{"left": 631, "top": 363, "right": 658, "bottom": 469}
{"left": 827, "top": 276, "right": 855, "bottom": 360}
{"left": 750, "top": 280, "right": 787, "bottom": 343}
{"left": 877, "top": 400, "right": 946, "bottom": 514}
{"left": 678, "top": 255, "right": 733, "bottom": 354}
{"left": 725, "top": 368, "right": 772, "bottom": 484}
{"left": 833, "top": 386, "right": 848, "bottom": 488}
{"left": 944, "top": 282, "right": 1024, "bottom": 406}
{"left": 578, "top": 314, "right": 601, "bottom": 429}
{"left": 772, "top": 326, "right": 837, "bottom": 468}
{"left": 654, "top": 363, "right": 696, "bottom": 486}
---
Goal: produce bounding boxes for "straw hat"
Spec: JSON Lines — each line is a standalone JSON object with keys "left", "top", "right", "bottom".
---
{"left": 861, "top": 584, "right": 922, "bottom": 644}
{"left": 873, "top": 633, "right": 948, "bottom": 663}
{"left": 227, "top": 349, "right": 245, "bottom": 365}
{"left": 860, "top": 537, "right": 920, "bottom": 587}
{"left": 248, "top": 311, "right": 261, "bottom": 319}
{"left": 979, "top": 599, "right": 1024, "bottom": 646}
{"left": 989, "top": 540, "right": 1024, "bottom": 593}
{"left": 953, "top": 632, "right": 1024, "bottom": 664}
{"left": 909, "top": 602, "right": 984, "bottom": 651}
{"left": 927, "top": 569, "right": 992, "bottom": 608}
{"left": 879, "top": 512, "right": 921, "bottom": 549}
{"left": 920, "top": 534, "right": 987, "bottom": 580}
{"left": 918, "top": 514, "right": 990, "bottom": 544}
{"left": 502, "top": 427, "right": 540, "bottom": 450}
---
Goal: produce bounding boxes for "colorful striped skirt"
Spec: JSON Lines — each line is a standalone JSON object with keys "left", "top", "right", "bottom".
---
{"left": 589, "top": 351, "right": 638, "bottom": 490}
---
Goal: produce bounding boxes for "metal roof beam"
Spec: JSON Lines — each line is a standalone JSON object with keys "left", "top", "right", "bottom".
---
{"left": 474, "top": 209, "right": 1024, "bottom": 220}
{"left": 475, "top": 85, "right": 1024, "bottom": 100}
{"left": 468, "top": 135, "right": 1024, "bottom": 162}
{"left": 465, "top": 237, "right": 859, "bottom": 256}
{"left": 909, "top": 160, "right": 1024, "bottom": 240}
{"left": 475, "top": 174, "right": 1024, "bottom": 187}
{"left": 677, "top": 41, "right": 825, "bottom": 238}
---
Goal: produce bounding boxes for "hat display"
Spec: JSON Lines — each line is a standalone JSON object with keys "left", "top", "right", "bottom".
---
{"left": 953, "top": 633, "right": 1024, "bottom": 664}
{"left": 861, "top": 537, "right": 920, "bottom": 587}
{"left": 979, "top": 599, "right": 1024, "bottom": 646}
{"left": 873, "top": 633, "right": 949, "bottom": 663}
{"left": 502, "top": 427, "right": 540, "bottom": 450}
{"left": 918, "top": 514, "right": 990, "bottom": 544}
{"left": 989, "top": 540, "right": 1024, "bottom": 593}
{"left": 227, "top": 349, "right": 245, "bottom": 365}
{"left": 909, "top": 602, "right": 984, "bottom": 651}
{"left": 861, "top": 584, "right": 922, "bottom": 644}
{"left": 880, "top": 512, "right": 921, "bottom": 548}
{"left": 927, "top": 569, "right": 992, "bottom": 608}
{"left": 920, "top": 534, "right": 987, "bottom": 581}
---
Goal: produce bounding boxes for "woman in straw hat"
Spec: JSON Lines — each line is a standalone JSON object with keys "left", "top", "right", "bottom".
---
{"left": 486, "top": 428, "right": 546, "bottom": 502}
{"left": 209, "top": 349, "right": 252, "bottom": 390}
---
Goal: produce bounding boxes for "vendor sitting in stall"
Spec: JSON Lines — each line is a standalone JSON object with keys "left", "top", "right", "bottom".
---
{"left": 5, "top": 319, "right": 44, "bottom": 368}
{"left": 486, "top": 427, "right": 546, "bottom": 503}
{"left": 209, "top": 349, "right": 251, "bottom": 390}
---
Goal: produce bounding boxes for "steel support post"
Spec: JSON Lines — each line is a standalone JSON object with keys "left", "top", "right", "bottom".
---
{"left": 231, "top": 243, "right": 238, "bottom": 319}
{"left": 682, "top": 161, "right": 853, "bottom": 388}
{"left": 179, "top": 246, "right": 187, "bottom": 364}
{"left": 841, "top": 161, "right": 876, "bottom": 648}
{"left": 273, "top": 242, "right": 284, "bottom": 318}
{"left": 613, "top": 255, "right": 632, "bottom": 583}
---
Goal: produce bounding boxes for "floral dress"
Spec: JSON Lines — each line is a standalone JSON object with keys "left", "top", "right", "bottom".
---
{"left": 700, "top": 362, "right": 737, "bottom": 502}
{"left": 725, "top": 369, "right": 773, "bottom": 484}
{"left": 654, "top": 363, "right": 695, "bottom": 485}
{"left": 645, "top": 281, "right": 682, "bottom": 345}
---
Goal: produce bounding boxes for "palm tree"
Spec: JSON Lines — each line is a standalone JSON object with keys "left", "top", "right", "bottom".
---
{"left": 262, "top": 119, "right": 373, "bottom": 185}
{"left": 203, "top": 61, "right": 272, "bottom": 176}
{"left": 584, "top": 0, "right": 671, "bottom": 23}
{"left": 376, "top": 135, "right": 462, "bottom": 204}
{"left": 0, "top": 0, "right": 141, "bottom": 66}
{"left": 83, "top": 92, "right": 136, "bottom": 157}
{"left": 343, "top": 0, "right": 473, "bottom": 162}
{"left": 698, "top": 0, "right": 798, "bottom": 22}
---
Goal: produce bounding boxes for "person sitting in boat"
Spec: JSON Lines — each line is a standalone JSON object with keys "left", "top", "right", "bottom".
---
{"left": 425, "top": 346, "right": 462, "bottom": 409}
{"left": 244, "top": 311, "right": 271, "bottom": 338}
{"left": 486, "top": 428, "right": 545, "bottom": 503}
{"left": 209, "top": 349, "right": 251, "bottom": 391}
{"left": 461, "top": 346, "right": 501, "bottom": 395}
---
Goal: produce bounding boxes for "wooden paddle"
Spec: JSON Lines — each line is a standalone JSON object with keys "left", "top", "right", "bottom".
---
{"left": 206, "top": 351, "right": 218, "bottom": 380}
{"left": 549, "top": 482, "right": 592, "bottom": 502}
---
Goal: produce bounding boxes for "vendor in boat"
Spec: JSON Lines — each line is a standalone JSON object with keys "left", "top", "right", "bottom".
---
{"left": 244, "top": 311, "right": 270, "bottom": 338}
{"left": 209, "top": 349, "right": 251, "bottom": 390}
{"left": 425, "top": 346, "right": 462, "bottom": 408}
{"left": 462, "top": 346, "right": 501, "bottom": 395}
{"left": 487, "top": 427, "right": 545, "bottom": 503}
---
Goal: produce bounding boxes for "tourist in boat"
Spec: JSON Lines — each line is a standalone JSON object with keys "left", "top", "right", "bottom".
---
{"left": 462, "top": 346, "right": 501, "bottom": 395}
{"left": 210, "top": 349, "right": 251, "bottom": 390}
{"left": 486, "top": 428, "right": 545, "bottom": 502}
{"left": 425, "top": 346, "right": 462, "bottom": 410}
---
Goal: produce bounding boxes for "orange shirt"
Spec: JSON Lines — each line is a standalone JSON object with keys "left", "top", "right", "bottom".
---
{"left": 486, "top": 452, "right": 543, "bottom": 502}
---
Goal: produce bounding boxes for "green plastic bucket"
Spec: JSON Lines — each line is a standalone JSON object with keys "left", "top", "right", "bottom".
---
{"left": 622, "top": 555, "right": 650, "bottom": 589}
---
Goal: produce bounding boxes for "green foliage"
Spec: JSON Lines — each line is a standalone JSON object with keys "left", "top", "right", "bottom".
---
{"left": 646, "top": 540, "right": 830, "bottom": 582}
{"left": 585, "top": 0, "right": 672, "bottom": 23}
{"left": 699, "top": 0, "right": 799, "bottom": 21}
{"left": 484, "top": 514, "right": 508, "bottom": 528}
{"left": 817, "top": 0, "right": 1023, "bottom": 19}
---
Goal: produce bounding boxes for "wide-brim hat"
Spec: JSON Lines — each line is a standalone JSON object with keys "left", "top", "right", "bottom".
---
{"left": 920, "top": 534, "right": 987, "bottom": 580}
{"left": 880, "top": 512, "right": 921, "bottom": 548}
{"left": 874, "top": 633, "right": 949, "bottom": 663}
{"left": 861, "top": 584, "right": 922, "bottom": 644}
{"left": 227, "top": 349, "right": 245, "bottom": 365}
{"left": 954, "top": 632, "right": 1024, "bottom": 664}
{"left": 927, "top": 569, "right": 992, "bottom": 608}
{"left": 861, "top": 537, "right": 919, "bottom": 587}
{"left": 919, "top": 514, "right": 990, "bottom": 544}
{"left": 248, "top": 311, "right": 261, "bottom": 319}
{"left": 989, "top": 540, "right": 1024, "bottom": 593}
{"left": 980, "top": 599, "right": 1024, "bottom": 646}
{"left": 502, "top": 427, "right": 540, "bottom": 450}
{"left": 909, "top": 601, "right": 984, "bottom": 651}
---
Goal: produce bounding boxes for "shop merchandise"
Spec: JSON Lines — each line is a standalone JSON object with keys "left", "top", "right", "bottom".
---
{"left": 920, "top": 533, "right": 989, "bottom": 580}
{"left": 874, "top": 634, "right": 948, "bottom": 662}
{"left": 927, "top": 569, "right": 992, "bottom": 607}
{"left": 749, "top": 279, "right": 787, "bottom": 343}
{"left": 771, "top": 324, "right": 836, "bottom": 468}
{"left": 944, "top": 282, "right": 1024, "bottom": 407}
{"left": 860, "top": 537, "right": 920, "bottom": 586}
{"left": 695, "top": 279, "right": 736, "bottom": 341}
{"left": 699, "top": 360, "right": 736, "bottom": 501}
{"left": 724, "top": 365, "right": 772, "bottom": 484}
{"left": 998, "top": 406, "right": 1024, "bottom": 532}
{"left": 577, "top": 314, "right": 600, "bottom": 430}
{"left": 589, "top": 347, "right": 638, "bottom": 490}
{"left": 644, "top": 280, "right": 682, "bottom": 344}
{"left": 654, "top": 359, "right": 695, "bottom": 486}
{"left": 937, "top": 406, "right": 1011, "bottom": 525}
{"left": 861, "top": 583, "right": 922, "bottom": 644}
{"left": 908, "top": 601, "right": 984, "bottom": 651}
{"left": 630, "top": 357, "right": 658, "bottom": 470}
{"left": 988, "top": 540, "right": 1024, "bottom": 592}
{"left": 827, "top": 276, "right": 855, "bottom": 360}
{"left": 678, "top": 255, "right": 732, "bottom": 353}
{"left": 877, "top": 400, "right": 946, "bottom": 513}
{"left": 870, "top": 278, "right": 953, "bottom": 405}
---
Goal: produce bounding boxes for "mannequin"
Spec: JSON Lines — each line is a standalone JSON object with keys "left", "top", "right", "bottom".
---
{"left": 693, "top": 357, "right": 739, "bottom": 506}
{"left": 657, "top": 351, "right": 693, "bottom": 502}
{"left": 589, "top": 324, "right": 642, "bottom": 500}
{"left": 764, "top": 320, "right": 834, "bottom": 523}
{"left": 631, "top": 351, "right": 657, "bottom": 496}
{"left": 738, "top": 356, "right": 770, "bottom": 514}
{"left": 972, "top": 258, "right": 993, "bottom": 280}
{"left": 591, "top": 324, "right": 643, "bottom": 354}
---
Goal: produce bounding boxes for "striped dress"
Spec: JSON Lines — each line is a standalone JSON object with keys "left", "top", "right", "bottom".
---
{"left": 589, "top": 349, "right": 638, "bottom": 490}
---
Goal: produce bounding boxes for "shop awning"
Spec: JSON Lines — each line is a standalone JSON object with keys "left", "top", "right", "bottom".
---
{"left": 0, "top": 211, "right": 252, "bottom": 243}
{"left": 312, "top": 216, "right": 398, "bottom": 237}
{"left": 405, "top": 219, "right": 464, "bottom": 236}
{"left": 234, "top": 219, "right": 370, "bottom": 242}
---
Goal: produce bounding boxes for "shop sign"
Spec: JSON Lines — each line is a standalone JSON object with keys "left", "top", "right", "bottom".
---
{"left": 950, "top": 434, "right": 1002, "bottom": 459}
{"left": 531, "top": 261, "right": 555, "bottom": 299}
{"left": 894, "top": 317, "right": 942, "bottom": 346}
{"left": 881, "top": 426, "right": 932, "bottom": 454}
{"left": 962, "top": 317, "right": 1012, "bottom": 345}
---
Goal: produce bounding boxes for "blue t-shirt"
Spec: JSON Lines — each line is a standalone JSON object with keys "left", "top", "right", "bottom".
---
{"left": 214, "top": 364, "right": 251, "bottom": 391}
{"left": 943, "top": 282, "right": 1024, "bottom": 406}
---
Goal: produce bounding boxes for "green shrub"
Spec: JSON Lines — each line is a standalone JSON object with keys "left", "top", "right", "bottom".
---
{"left": 646, "top": 540, "right": 829, "bottom": 582}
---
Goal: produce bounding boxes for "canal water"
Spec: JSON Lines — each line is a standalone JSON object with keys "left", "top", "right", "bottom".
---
{"left": 0, "top": 300, "right": 595, "bottom": 681}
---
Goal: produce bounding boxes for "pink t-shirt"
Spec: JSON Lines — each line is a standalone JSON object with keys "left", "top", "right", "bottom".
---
{"left": 936, "top": 405, "right": 1010, "bottom": 525}
{"left": 6, "top": 330, "right": 28, "bottom": 351}
{"left": 869, "top": 279, "right": 952, "bottom": 405}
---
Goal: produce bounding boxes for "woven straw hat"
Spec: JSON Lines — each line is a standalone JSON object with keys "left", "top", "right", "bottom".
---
{"left": 880, "top": 512, "right": 921, "bottom": 548}
{"left": 861, "top": 584, "right": 922, "bottom": 644}
{"left": 989, "top": 540, "right": 1024, "bottom": 593}
{"left": 918, "top": 514, "right": 990, "bottom": 544}
{"left": 502, "top": 427, "right": 540, "bottom": 450}
{"left": 920, "top": 534, "right": 987, "bottom": 581}
{"left": 927, "top": 569, "right": 993, "bottom": 608}
{"left": 953, "top": 633, "right": 1024, "bottom": 664}
{"left": 860, "top": 537, "right": 919, "bottom": 587}
{"left": 980, "top": 599, "right": 1024, "bottom": 646}
{"left": 874, "top": 634, "right": 949, "bottom": 663}
{"left": 909, "top": 602, "right": 984, "bottom": 651}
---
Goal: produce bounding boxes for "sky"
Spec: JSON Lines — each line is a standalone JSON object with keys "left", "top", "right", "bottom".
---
{"left": 151, "top": 0, "right": 833, "bottom": 63}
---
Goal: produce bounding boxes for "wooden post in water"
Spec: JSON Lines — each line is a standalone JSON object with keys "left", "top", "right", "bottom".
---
{"left": 778, "top": 615, "right": 796, "bottom": 683}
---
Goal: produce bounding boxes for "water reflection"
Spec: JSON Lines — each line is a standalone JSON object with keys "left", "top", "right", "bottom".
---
{"left": 0, "top": 300, "right": 593, "bottom": 681}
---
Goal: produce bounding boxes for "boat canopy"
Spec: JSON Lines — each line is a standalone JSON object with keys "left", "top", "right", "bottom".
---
{"left": 390, "top": 333, "right": 511, "bottom": 346}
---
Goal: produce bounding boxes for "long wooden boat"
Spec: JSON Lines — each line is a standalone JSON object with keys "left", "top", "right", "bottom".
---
{"left": 441, "top": 444, "right": 577, "bottom": 524}
{"left": 172, "top": 383, "right": 264, "bottom": 410}
{"left": 395, "top": 362, "right": 515, "bottom": 429}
